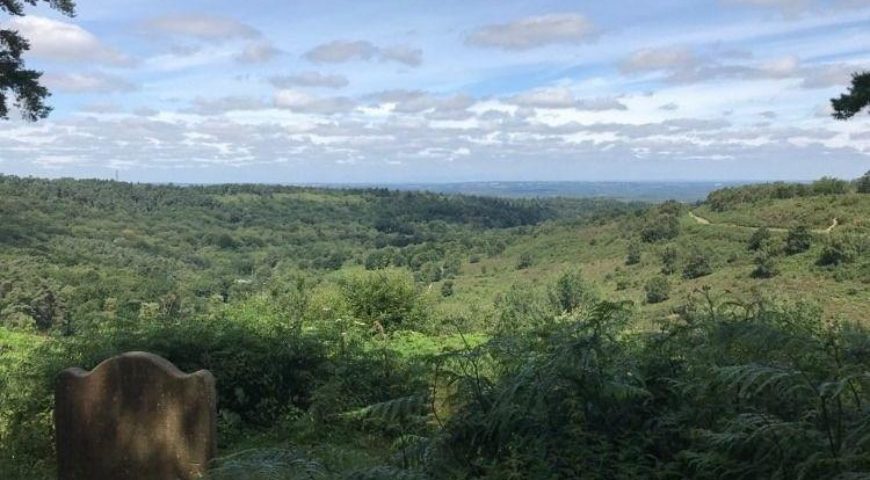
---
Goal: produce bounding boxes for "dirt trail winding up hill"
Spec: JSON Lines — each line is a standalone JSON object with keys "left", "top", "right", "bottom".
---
{"left": 689, "top": 211, "right": 838, "bottom": 234}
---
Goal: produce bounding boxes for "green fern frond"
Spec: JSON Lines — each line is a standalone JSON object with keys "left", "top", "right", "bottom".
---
{"left": 390, "top": 434, "right": 431, "bottom": 468}
{"left": 715, "top": 364, "right": 813, "bottom": 399}
{"left": 209, "top": 447, "right": 326, "bottom": 480}
{"left": 343, "top": 466, "right": 428, "bottom": 480}
{"left": 342, "top": 394, "right": 430, "bottom": 424}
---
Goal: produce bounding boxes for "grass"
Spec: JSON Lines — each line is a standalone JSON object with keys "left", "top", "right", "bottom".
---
{"left": 440, "top": 196, "right": 869, "bottom": 324}
{"left": 694, "top": 194, "right": 869, "bottom": 231}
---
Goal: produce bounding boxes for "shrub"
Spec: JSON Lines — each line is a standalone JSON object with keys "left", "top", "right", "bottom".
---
{"left": 364, "top": 249, "right": 396, "bottom": 270}
{"left": 784, "top": 226, "right": 812, "bottom": 255}
{"left": 440, "top": 280, "right": 454, "bottom": 297}
{"left": 550, "top": 270, "right": 596, "bottom": 313}
{"left": 615, "top": 278, "right": 630, "bottom": 291}
{"left": 683, "top": 251, "right": 713, "bottom": 279}
{"left": 625, "top": 242, "right": 641, "bottom": 266}
{"left": 340, "top": 268, "right": 425, "bottom": 330}
{"left": 747, "top": 227, "right": 770, "bottom": 251}
{"left": 640, "top": 214, "right": 680, "bottom": 243}
{"left": 816, "top": 235, "right": 863, "bottom": 266}
{"left": 856, "top": 170, "right": 870, "bottom": 194}
{"left": 516, "top": 253, "right": 534, "bottom": 270}
{"left": 660, "top": 245, "right": 678, "bottom": 275}
{"left": 751, "top": 250, "right": 778, "bottom": 278}
{"left": 644, "top": 276, "right": 670, "bottom": 304}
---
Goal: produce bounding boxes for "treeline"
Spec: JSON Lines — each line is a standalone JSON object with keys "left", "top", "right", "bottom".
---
{"left": 0, "top": 175, "right": 642, "bottom": 334}
{"left": 707, "top": 172, "right": 870, "bottom": 212}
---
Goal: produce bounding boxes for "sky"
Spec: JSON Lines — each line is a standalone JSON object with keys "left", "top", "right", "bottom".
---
{"left": 0, "top": 0, "right": 868, "bottom": 184}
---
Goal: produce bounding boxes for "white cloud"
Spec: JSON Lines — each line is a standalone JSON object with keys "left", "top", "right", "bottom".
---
{"left": 368, "top": 90, "right": 475, "bottom": 120}
{"left": 42, "top": 72, "right": 137, "bottom": 93}
{"left": 79, "top": 102, "right": 123, "bottom": 114}
{"left": 620, "top": 47, "right": 698, "bottom": 73}
{"left": 724, "top": 0, "right": 810, "bottom": 11}
{"left": 379, "top": 46, "right": 422, "bottom": 67}
{"left": 620, "top": 46, "right": 858, "bottom": 89}
{"left": 800, "top": 64, "right": 857, "bottom": 88}
{"left": 144, "top": 46, "right": 237, "bottom": 71}
{"left": 35, "top": 155, "right": 82, "bottom": 169}
{"left": 466, "top": 13, "right": 597, "bottom": 50}
{"left": 303, "top": 40, "right": 377, "bottom": 63}
{"left": 187, "top": 96, "right": 269, "bottom": 115}
{"left": 144, "top": 14, "right": 260, "bottom": 40}
{"left": 236, "top": 41, "right": 282, "bottom": 63}
{"left": 269, "top": 72, "right": 349, "bottom": 89}
{"left": 1, "top": 110, "right": 863, "bottom": 182}
{"left": 7, "top": 16, "right": 131, "bottom": 65}
{"left": 759, "top": 56, "right": 800, "bottom": 77}
{"left": 303, "top": 40, "right": 422, "bottom": 66}
{"left": 273, "top": 89, "right": 355, "bottom": 114}
{"left": 721, "top": 0, "right": 870, "bottom": 16}
{"left": 509, "top": 87, "right": 627, "bottom": 111}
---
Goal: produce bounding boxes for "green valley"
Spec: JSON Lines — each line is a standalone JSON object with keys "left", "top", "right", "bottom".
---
{"left": 1, "top": 174, "right": 868, "bottom": 479}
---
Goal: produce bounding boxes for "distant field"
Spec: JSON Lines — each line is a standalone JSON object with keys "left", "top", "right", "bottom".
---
{"left": 329, "top": 181, "right": 751, "bottom": 202}
{"left": 694, "top": 193, "right": 868, "bottom": 231}
{"left": 441, "top": 206, "right": 869, "bottom": 324}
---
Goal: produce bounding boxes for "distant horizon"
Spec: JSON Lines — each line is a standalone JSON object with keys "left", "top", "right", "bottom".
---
{"left": 0, "top": 0, "right": 868, "bottom": 182}
{"left": 5, "top": 172, "right": 859, "bottom": 186}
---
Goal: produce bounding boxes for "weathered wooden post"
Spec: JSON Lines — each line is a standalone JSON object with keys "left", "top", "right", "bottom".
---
{"left": 54, "top": 352, "right": 217, "bottom": 480}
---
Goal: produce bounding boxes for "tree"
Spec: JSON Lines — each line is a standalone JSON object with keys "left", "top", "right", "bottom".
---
{"left": 747, "top": 227, "right": 770, "bottom": 251}
{"left": 784, "top": 226, "right": 812, "bottom": 255}
{"left": 831, "top": 71, "right": 870, "bottom": 120}
{"left": 855, "top": 171, "right": 870, "bottom": 194}
{"left": 27, "top": 286, "right": 65, "bottom": 330}
{"left": 1, "top": 0, "right": 76, "bottom": 121}
{"left": 811, "top": 176, "right": 849, "bottom": 195}
{"left": 550, "top": 270, "right": 594, "bottom": 313}
{"left": 644, "top": 276, "right": 670, "bottom": 304}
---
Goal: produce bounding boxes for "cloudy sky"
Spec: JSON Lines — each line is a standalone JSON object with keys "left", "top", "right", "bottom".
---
{"left": 0, "top": 0, "right": 868, "bottom": 183}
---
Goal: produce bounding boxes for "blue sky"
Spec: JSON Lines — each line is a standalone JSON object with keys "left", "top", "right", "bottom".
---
{"left": 0, "top": 0, "right": 868, "bottom": 183}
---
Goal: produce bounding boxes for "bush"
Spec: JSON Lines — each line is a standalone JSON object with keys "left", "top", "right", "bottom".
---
{"left": 660, "top": 245, "right": 678, "bottom": 275}
{"left": 856, "top": 170, "right": 870, "bottom": 194}
{"left": 816, "top": 235, "right": 863, "bottom": 266}
{"left": 785, "top": 226, "right": 812, "bottom": 255}
{"left": 550, "top": 270, "right": 596, "bottom": 313}
{"left": 340, "top": 268, "right": 425, "bottom": 330}
{"left": 683, "top": 251, "right": 713, "bottom": 279}
{"left": 644, "top": 276, "right": 670, "bottom": 303}
{"left": 516, "top": 253, "right": 534, "bottom": 270}
{"left": 640, "top": 214, "right": 680, "bottom": 243}
{"left": 625, "top": 242, "right": 641, "bottom": 266}
{"left": 747, "top": 227, "right": 770, "bottom": 251}
{"left": 751, "top": 250, "right": 778, "bottom": 278}
{"left": 440, "top": 280, "right": 454, "bottom": 297}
